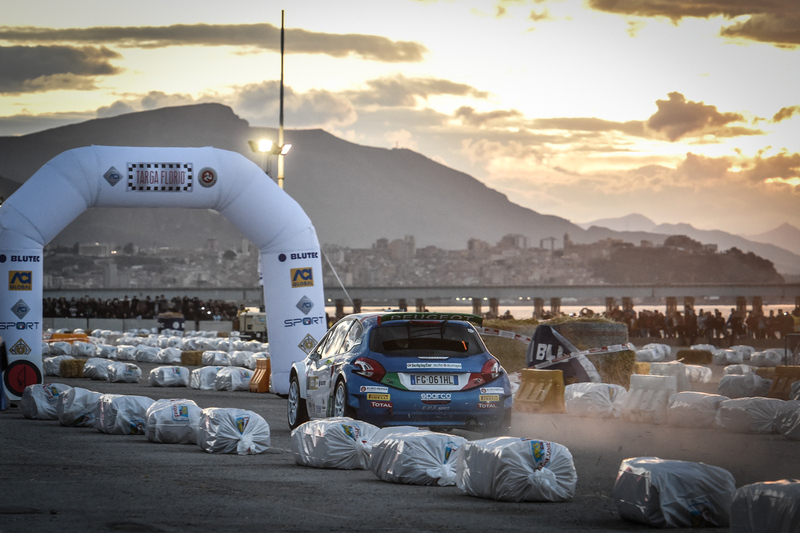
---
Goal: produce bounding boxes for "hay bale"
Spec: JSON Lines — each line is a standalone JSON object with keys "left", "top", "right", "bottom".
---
{"left": 586, "top": 350, "right": 636, "bottom": 388}
{"left": 550, "top": 319, "right": 628, "bottom": 350}
{"left": 633, "top": 362, "right": 651, "bottom": 375}
{"left": 181, "top": 350, "right": 203, "bottom": 366}
{"left": 677, "top": 349, "right": 712, "bottom": 365}
{"left": 59, "top": 358, "right": 86, "bottom": 378}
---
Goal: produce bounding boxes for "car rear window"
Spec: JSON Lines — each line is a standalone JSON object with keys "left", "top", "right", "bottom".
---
{"left": 368, "top": 321, "right": 484, "bottom": 357}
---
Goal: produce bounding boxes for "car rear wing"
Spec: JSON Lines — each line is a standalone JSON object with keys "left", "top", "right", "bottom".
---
{"left": 378, "top": 312, "right": 483, "bottom": 326}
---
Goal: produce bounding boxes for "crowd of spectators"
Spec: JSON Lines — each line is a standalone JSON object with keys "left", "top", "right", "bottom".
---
{"left": 43, "top": 295, "right": 241, "bottom": 322}
{"left": 609, "top": 306, "right": 800, "bottom": 345}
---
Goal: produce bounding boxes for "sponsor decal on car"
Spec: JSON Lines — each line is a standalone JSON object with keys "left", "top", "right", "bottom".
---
{"left": 407, "top": 362, "right": 462, "bottom": 370}
{"left": 477, "top": 403, "right": 498, "bottom": 409}
{"left": 359, "top": 386, "right": 389, "bottom": 393}
{"left": 370, "top": 401, "right": 393, "bottom": 409}
{"left": 367, "top": 393, "right": 390, "bottom": 401}
{"left": 478, "top": 394, "right": 500, "bottom": 402}
{"left": 421, "top": 392, "right": 451, "bottom": 404}
{"left": 479, "top": 387, "right": 505, "bottom": 394}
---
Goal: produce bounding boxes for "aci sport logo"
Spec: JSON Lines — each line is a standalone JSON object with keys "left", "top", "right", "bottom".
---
{"left": 9, "top": 271, "right": 32, "bottom": 291}
{"left": 290, "top": 267, "right": 313, "bottom": 288}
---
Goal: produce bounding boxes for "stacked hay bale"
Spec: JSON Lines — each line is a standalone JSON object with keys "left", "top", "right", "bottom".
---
{"left": 549, "top": 318, "right": 635, "bottom": 388}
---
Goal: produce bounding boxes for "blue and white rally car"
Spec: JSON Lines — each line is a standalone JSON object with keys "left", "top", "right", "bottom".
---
{"left": 287, "top": 312, "right": 513, "bottom": 433}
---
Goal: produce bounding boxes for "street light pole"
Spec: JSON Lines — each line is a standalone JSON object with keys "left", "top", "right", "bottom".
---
{"left": 277, "top": 9, "right": 286, "bottom": 190}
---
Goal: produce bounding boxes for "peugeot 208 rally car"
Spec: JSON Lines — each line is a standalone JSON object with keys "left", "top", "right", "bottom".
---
{"left": 287, "top": 312, "right": 512, "bottom": 433}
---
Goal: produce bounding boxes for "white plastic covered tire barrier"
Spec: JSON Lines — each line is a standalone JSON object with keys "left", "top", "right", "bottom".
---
{"left": 95, "top": 394, "right": 155, "bottom": 435}
{"left": 730, "top": 480, "right": 800, "bottom": 532}
{"left": 21, "top": 382, "right": 72, "bottom": 419}
{"left": 149, "top": 366, "right": 190, "bottom": 387}
{"left": 456, "top": 437, "right": 578, "bottom": 502}
{"left": 667, "top": 392, "right": 727, "bottom": 428}
{"left": 197, "top": 408, "right": 271, "bottom": 455}
{"left": 369, "top": 428, "right": 467, "bottom": 486}
{"left": 0, "top": 146, "right": 326, "bottom": 399}
{"left": 564, "top": 383, "right": 627, "bottom": 418}
{"left": 145, "top": 398, "right": 202, "bottom": 444}
{"left": 614, "top": 457, "right": 736, "bottom": 528}
{"left": 57, "top": 387, "right": 102, "bottom": 427}
{"left": 291, "top": 417, "right": 379, "bottom": 469}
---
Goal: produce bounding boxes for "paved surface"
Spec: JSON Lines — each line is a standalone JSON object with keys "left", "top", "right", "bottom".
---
{"left": 1, "top": 362, "right": 798, "bottom": 533}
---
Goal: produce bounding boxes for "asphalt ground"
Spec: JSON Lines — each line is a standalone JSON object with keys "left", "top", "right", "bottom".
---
{"left": 1, "top": 362, "right": 798, "bottom": 533}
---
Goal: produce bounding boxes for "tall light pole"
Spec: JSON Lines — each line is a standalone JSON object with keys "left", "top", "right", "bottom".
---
{"left": 277, "top": 9, "right": 286, "bottom": 190}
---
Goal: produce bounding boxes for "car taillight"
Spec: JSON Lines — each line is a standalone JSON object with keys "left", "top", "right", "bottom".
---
{"left": 462, "top": 358, "right": 503, "bottom": 390}
{"left": 352, "top": 357, "right": 386, "bottom": 383}
{"left": 482, "top": 358, "right": 502, "bottom": 382}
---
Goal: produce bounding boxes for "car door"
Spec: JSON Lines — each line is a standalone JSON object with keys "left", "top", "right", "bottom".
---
{"left": 306, "top": 319, "right": 351, "bottom": 417}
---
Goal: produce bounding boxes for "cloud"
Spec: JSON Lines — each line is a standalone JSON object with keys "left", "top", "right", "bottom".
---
{"left": 773, "top": 105, "right": 800, "bottom": 122}
{"left": 454, "top": 106, "right": 523, "bottom": 127}
{"left": 739, "top": 149, "right": 800, "bottom": 185}
{"left": 586, "top": 0, "right": 800, "bottom": 47}
{"left": 0, "top": 45, "right": 121, "bottom": 94}
{"left": 349, "top": 75, "right": 489, "bottom": 107}
{"left": 0, "top": 23, "right": 427, "bottom": 62}
{"left": 646, "top": 92, "right": 748, "bottom": 141}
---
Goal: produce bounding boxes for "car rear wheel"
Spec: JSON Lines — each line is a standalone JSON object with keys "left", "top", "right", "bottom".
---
{"left": 287, "top": 373, "right": 309, "bottom": 430}
{"left": 332, "top": 379, "right": 356, "bottom": 419}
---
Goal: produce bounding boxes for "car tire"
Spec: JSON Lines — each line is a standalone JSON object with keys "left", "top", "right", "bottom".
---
{"left": 287, "top": 373, "right": 309, "bottom": 430}
{"left": 332, "top": 379, "right": 356, "bottom": 419}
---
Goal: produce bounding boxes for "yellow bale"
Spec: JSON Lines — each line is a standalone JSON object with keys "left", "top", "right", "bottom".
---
{"left": 767, "top": 366, "right": 800, "bottom": 400}
{"left": 60, "top": 358, "right": 86, "bottom": 378}
{"left": 633, "top": 362, "right": 651, "bottom": 375}
{"left": 513, "top": 369, "right": 565, "bottom": 414}
{"left": 180, "top": 351, "right": 203, "bottom": 366}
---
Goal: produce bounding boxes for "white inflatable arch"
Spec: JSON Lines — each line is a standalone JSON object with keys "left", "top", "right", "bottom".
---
{"left": 0, "top": 146, "right": 327, "bottom": 399}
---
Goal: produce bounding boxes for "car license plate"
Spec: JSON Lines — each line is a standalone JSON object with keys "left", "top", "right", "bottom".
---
{"left": 410, "top": 374, "right": 457, "bottom": 386}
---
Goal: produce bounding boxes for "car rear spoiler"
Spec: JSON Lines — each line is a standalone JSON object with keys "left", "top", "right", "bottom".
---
{"left": 378, "top": 312, "right": 483, "bottom": 326}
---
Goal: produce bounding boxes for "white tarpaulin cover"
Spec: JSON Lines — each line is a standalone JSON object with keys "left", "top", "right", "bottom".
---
{"left": 107, "top": 362, "right": 142, "bottom": 383}
{"left": 614, "top": 457, "right": 736, "bottom": 528}
{"left": 714, "top": 397, "right": 787, "bottom": 434}
{"left": 291, "top": 417, "right": 379, "bottom": 469}
{"left": 667, "top": 391, "right": 727, "bottom": 428}
{"left": 83, "top": 357, "right": 113, "bottom": 380}
{"left": 145, "top": 398, "right": 202, "bottom": 444}
{"left": 149, "top": 366, "right": 190, "bottom": 387}
{"left": 95, "top": 394, "right": 155, "bottom": 435}
{"left": 456, "top": 437, "right": 578, "bottom": 502}
{"left": 369, "top": 428, "right": 467, "bottom": 486}
{"left": 718, "top": 374, "right": 771, "bottom": 399}
{"left": 21, "top": 382, "right": 72, "bottom": 419}
{"left": 57, "top": 387, "right": 102, "bottom": 427}
{"left": 201, "top": 351, "right": 231, "bottom": 366}
{"left": 0, "top": 145, "right": 326, "bottom": 399}
{"left": 214, "top": 367, "right": 254, "bottom": 391}
{"left": 776, "top": 402, "right": 800, "bottom": 440}
{"left": 197, "top": 408, "right": 271, "bottom": 455}
{"left": 43, "top": 355, "right": 75, "bottom": 376}
{"left": 564, "top": 382, "right": 627, "bottom": 418}
{"left": 730, "top": 480, "right": 800, "bottom": 532}
{"left": 156, "top": 347, "right": 182, "bottom": 364}
{"left": 190, "top": 366, "right": 223, "bottom": 390}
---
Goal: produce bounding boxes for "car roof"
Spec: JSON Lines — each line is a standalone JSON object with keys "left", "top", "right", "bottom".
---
{"left": 338, "top": 311, "right": 483, "bottom": 327}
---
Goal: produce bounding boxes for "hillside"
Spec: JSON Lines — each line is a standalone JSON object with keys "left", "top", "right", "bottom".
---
{"left": 1, "top": 103, "right": 799, "bottom": 275}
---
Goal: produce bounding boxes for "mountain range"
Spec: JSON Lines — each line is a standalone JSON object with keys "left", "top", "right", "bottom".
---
{"left": 1, "top": 103, "right": 798, "bottom": 276}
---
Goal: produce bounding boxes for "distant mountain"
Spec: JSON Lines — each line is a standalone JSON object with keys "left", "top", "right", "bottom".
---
{"left": 1, "top": 103, "right": 799, "bottom": 275}
{"left": 744, "top": 223, "right": 800, "bottom": 256}
{"left": 578, "top": 213, "right": 657, "bottom": 233}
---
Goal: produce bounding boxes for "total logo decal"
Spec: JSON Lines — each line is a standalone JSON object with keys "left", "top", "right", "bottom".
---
{"left": 370, "top": 401, "right": 393, "bottom": 409}
{"left": 479, "top": 387, "right": 504, "bottom": 394}
{"left": 477, "top": 402, "right": 498, "bottom": 409}
{"left": 359, "top": 386, "right": 388, "bottom": 393}
{"left": 0, "top": 255, "right": 41, "bottom": 263}
{"left": 284, "top": 315, "right": 325, "bottom": 327}
{"left": 290, "top": 267, "right": 314, "bottom": 288}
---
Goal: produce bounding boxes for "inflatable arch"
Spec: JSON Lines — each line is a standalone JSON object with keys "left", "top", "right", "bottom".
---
{"left": 0, "top": 146, "right": 327, "bottom": 399}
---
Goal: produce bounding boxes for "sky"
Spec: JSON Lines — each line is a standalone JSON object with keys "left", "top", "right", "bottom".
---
{"left": 1, "top": 0, "right": 799, "bottom": 236}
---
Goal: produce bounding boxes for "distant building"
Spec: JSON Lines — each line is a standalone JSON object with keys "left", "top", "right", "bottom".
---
{"left": 78, "top": 242, "right": 110, "bottom": 257}
{"left": 499, "top": 234, "right": 527, "bottom": 249}
{"left": 388, "top": 235, "right": 416, "bottom": 262}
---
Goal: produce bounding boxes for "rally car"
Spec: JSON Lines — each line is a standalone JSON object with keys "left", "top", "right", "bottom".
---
{"left": 287, "top": 312, "right": 513, "bottom": 433}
